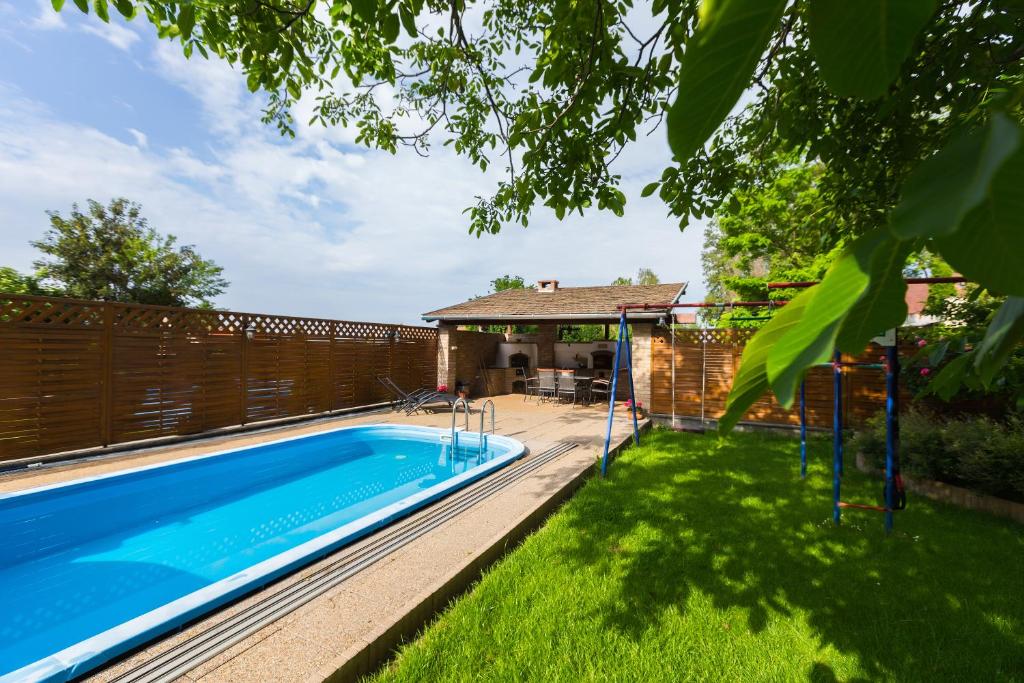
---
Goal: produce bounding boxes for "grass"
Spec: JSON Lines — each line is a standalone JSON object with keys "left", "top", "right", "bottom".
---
{"left": 369, "top": 429, "right": 1024, "bottom": 682}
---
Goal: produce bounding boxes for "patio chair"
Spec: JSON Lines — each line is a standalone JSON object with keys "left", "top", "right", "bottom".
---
{"left": 523, "top": 370, "right": 540, "bottom": 401}
{"left": 590, "top": 377, "right": 612, "bottom": 404}
{"left": 536, "top": 369, "right": 557, "bottom": 402}
{"left": 556, "top": 369, "right": 579, "bottom": 406}
{"left": 403, "top": 389, "right": 471, "bottom": 415}
{"left": 376, "top": 376, "right": 435, "bottom": 412}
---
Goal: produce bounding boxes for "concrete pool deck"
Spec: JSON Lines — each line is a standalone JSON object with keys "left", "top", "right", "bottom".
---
{"left": 0, "top": 395, "right": 647, "bottom": 683}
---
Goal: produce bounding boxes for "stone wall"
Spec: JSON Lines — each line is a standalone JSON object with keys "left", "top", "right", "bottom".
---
{"left": 436, "top": 325, "right": 505, "bottom": 397}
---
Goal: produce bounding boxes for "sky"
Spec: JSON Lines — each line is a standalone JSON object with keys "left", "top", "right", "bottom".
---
{"left": 0, "top": 1, "right": 707, "bottom": 325}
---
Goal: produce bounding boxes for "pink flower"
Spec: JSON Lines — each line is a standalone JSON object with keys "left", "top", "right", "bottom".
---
{"left": 919, "top": 367, "right": 931, "bottom": 377}
{"left": 917, "top": 338, "right": 927, "bottom": 348}
{"left": 437, "top": 384, "right": 448, "bottom": 393}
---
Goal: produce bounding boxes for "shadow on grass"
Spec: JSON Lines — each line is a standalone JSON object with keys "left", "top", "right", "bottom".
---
{"left": 554, "top": 429, "right": 1024, "bottom": 680}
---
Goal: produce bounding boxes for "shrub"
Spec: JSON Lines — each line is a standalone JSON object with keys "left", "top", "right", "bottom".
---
{"left": 852, "top": 409, "right": 1024, "bottom": 503}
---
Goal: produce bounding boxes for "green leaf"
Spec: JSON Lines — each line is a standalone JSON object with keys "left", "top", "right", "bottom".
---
{"left": 766, "top": 229, "right": 890, "bottom": 407}
{"left": 399, "top": 6, "right": 418, "bottom": 37}
{"left": 834, "top": 238, "right": 912, "bottom": 353}
{"left": 973, "top": 297, "right": 1024, "bottom": 386}
{"left": 72, "top": 0, "right": 88, "bottom": 13}
{"left": 923, "top": 352, "right": 974, "bottom": 401}
{"left": 177, "top": 4, "right": 195, "bottom": 40}
{"left": 351, "top": 0, "right": 375, "bottom": 21}
{"left": 640, "top": 182, "right": 659, "bottom": 198}
{"left": 935, "top": 143, "right": 1024, "bottom": 297}
{"left": 807, "top": 0, "right": 936, "bottom": 99}
{"left": 51, "top": 0, "right": 65, "bottom": 11}
{"left": 666, "top": 0, "right": 787, "bottom": 162}
{"left": 383, "top": 13, "right": 400, "bottom": 43}
{"left": 113, "top": 0, "right": 132, "bottom": 18}
{"left": 719, "top": 291, "right": 817, "bottom": 432}
{"left": 93, "top": 0, "right": 108, "bottom": 22}
{"left": 890, "top": 113, "right": 1021, "bottom": 239}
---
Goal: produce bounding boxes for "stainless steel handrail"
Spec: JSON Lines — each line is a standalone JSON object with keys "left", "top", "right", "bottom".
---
{"left": 478, "top": 399, "right": 495, "bottom": 457}
{"left": 451, "top": 397, "right": 470, "bottom": 448}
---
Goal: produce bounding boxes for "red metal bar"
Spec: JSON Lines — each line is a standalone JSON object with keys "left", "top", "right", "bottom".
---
{"left": 617, "top": 300, "right": 787, "bottom": 311}
{"left": 838, "top": 501, "right": 890, "bottom": 512}
{"left": 767, "top": 276, "right": 967, "bottom": 289}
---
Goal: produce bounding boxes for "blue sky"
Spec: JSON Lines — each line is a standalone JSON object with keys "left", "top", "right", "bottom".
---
{"left": 0, "top": 1, "right": 706, "bottom": 324}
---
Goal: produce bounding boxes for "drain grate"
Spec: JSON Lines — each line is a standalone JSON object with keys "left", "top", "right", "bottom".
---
{"left": 110, "top": 441, "right": 580, "bottom": 683}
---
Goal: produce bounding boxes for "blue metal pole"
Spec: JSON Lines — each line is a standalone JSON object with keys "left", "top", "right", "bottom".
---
{"left": 833, "top": 349, "right": 843, "bottom": 525}
{"left": 600, "top": 313, "right": 626, "bottom": 477}
{"left": 623, "top": 319, "right": 640, "bottom": 446}
{"left": 799, "top": 380, "right": 807, "bottom": 479}
{"left": 884, "top": 344, "right": 898, "bottom": 533}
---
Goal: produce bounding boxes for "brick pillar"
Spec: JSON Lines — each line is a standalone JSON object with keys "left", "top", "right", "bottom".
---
{"left": 630, "top": 323, "right": 653, "bottom": 409}
{"left": 437, "top": 323, "right": 457, "bottom": 390}
{"left": 536, "top": 323, "right": 558, "bottom": 368}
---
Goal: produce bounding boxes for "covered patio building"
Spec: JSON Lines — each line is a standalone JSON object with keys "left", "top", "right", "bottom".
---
{"left": 422, "top": 279, "right": 687, "bottom": 406}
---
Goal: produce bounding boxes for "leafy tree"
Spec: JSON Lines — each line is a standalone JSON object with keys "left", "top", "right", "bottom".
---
{"left": 0, "top": 267, "right": 48, "bottom": 295}
{"left": 611, "top": 268, "right": 661, "bottom": 286}
{"left": 33, "top": 198, "right": 228, "bottom": 307}
{"left": 490, "top": 274, "right": 527, "bottom": 292}
{"left": 481, "top": 274, "right": 534, "bottom": 333}
{"left": 52, "top": 1, "right": 1024, "bottom": 428}
{"left": 702, "top": 158, "right": 840, "bottom": 302}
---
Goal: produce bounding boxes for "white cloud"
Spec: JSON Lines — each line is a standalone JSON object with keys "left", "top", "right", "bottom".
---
{"left": 153, "top": 42, "right": 254, "bottom": 137}
{"left": 0, "top": 40, "right": 708, "bottom": 324}
{"left": 29, "top": 0, "right": 64, "bottom": 30}
{"left": 80, "top": 18, "right": 139, "bottom": 51}
{"left": 127, "top": 127, "right": 147, "bottom": 148}
{"left": 27, "top": 0, "right": 139, "bottom": 50}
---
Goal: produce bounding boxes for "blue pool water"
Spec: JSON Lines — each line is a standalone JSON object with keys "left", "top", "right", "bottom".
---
{"left": 0, "top": 424, "right": 524, "bottom": 682}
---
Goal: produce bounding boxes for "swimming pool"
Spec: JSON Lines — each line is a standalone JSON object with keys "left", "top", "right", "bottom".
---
{"left": 0, "top": 424, "right": 525, "bottom": 682}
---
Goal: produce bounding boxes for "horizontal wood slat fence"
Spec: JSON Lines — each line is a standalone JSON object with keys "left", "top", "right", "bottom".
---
{"left": 650, "top": 327, "right": 913, "bottom": 428}
{"left": 0, "top": 294, "right": 438, "bottom": 462}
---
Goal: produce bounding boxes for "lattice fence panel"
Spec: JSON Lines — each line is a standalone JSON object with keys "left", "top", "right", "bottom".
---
{"left": 0, "top": 294, "right": 439, "bottom": 461}
{"left": 650, "top": 326, "right": 902, "bottom": 428}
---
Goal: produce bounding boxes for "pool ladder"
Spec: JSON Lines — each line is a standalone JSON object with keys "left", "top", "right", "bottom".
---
{"left": 449, "top": 398, "right": 495, "bottom": 457}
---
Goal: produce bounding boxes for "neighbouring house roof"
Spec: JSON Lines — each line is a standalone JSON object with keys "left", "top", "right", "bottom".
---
{"left": 422, "top": 282, "right": 688, "bottom": 324}
{"left": 905, "top": 282, "right": 930, "bottom": 317}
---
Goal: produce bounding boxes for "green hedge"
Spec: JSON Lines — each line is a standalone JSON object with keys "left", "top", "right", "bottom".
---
{"left": 852, "top": 409, "right": 1024, "bottom": 504}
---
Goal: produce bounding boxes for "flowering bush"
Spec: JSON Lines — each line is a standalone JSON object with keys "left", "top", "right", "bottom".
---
{"left": 437, "top": 384, "right": 448, "bottom": 393}
{"left": 853, "top": 409, "right": 1024, "bottom": 503}
{"left": 624, "top": 399, "right": 643, "bottom": 410}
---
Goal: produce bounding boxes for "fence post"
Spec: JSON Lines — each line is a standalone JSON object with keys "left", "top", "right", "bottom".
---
{"left": 239, "top": 314, "right": 248, "bottom": 426}
{"left": 101, "top": 302, "right": 114, "bottom": 447}
{"left": 328, "top": 321, "right": 337, "bottom": 413}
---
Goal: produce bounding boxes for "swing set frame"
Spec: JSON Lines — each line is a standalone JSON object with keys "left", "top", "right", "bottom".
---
{"left": 603, "top": 275, "right": 966, "bottom": 533}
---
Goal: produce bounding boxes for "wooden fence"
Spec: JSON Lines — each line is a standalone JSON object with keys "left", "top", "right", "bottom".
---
{"left": 0, "top": 294, "right": 438, "bottom": 462}
{"left": 650, "top": 327, "right": 912, "bottom": 428}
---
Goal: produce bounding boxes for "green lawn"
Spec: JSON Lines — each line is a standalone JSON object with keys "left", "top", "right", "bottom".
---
{"left": 371, "top": 429, "right": 1024, "bottom": 682}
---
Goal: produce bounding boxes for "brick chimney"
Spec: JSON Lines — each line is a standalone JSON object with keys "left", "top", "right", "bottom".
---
{"left": 536, "top": 279, "right": 559, "bottom": 293}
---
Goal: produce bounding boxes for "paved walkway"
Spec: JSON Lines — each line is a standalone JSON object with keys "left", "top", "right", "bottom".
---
{"left": 1, "top": 396, "right": 646, "bottom": 682}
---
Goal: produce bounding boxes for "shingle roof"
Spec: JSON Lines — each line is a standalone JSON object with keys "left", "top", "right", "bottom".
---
{"left": 422, "top": 282, "right": 688, "bottom": 322}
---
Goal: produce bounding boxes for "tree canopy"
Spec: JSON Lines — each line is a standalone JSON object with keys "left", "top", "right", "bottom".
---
{"left": 30, "top": 198, "right": 228, "bottom": 307}
{"left": 490, "top": 274, "right": 527, "bottom": 292}
{"left": 52, "top": 0, "right": 1024, "bottom": 427}
{"left": 611, "top": 268, "right": 661, "bottom": 286}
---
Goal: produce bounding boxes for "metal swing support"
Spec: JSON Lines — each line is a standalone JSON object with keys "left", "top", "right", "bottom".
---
{"left": 600, "top": 299, "right": 789, "bottom": 477}
{"left": 601, "top": 312, "right": 640, "bottom": 477}
{"left": 797, "top": 343, "right": 900, "bottom": 532}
